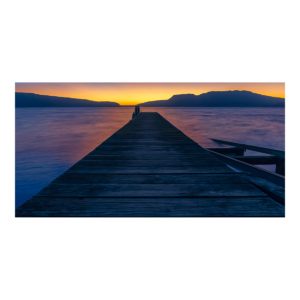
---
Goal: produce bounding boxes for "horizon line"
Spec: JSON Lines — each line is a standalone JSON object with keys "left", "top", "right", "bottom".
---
{"left": 15, "top": 89, "right": 285, "bottom": 105}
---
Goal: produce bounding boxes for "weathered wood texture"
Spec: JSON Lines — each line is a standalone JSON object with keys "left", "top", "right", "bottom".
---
{"left": 240, "top": 173, "right": 285, "bottom": 206}
{"left": 15, "top": 197, "right": 284, "bottom": 217}
{"left": 16, "top": 112, "right": 284, "bottom": 217}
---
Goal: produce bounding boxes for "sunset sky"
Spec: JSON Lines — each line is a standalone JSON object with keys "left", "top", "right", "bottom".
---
{"left": 15, "top": 83, "right": 285, "bottom": 105}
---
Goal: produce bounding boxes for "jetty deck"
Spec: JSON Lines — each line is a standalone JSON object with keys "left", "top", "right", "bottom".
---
{"left": 16, "top": 112, "right": 284, "bottom": 217}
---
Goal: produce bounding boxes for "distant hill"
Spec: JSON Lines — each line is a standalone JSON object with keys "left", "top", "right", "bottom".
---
{"left": 15, "top": 93, "right": 120, "bottom": 107}
{"left": 138, "top": 90, "right": 285, "bottom": 107}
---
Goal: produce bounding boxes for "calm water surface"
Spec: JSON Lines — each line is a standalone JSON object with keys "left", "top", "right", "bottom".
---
{"left": 15, "top": 107, "right": 285, "bottom": 207}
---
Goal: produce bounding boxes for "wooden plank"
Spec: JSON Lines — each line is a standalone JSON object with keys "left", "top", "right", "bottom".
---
{"left": 106, "top": 139, "right": 193, "bottom": 143}
{"left": 16, "top": 196, "right": 284, "bottom": 217}
{"left": 240, "top": 173, "right": 285, "bottom": 206}
{"left": 112, "top": 131, "right": 182, "bottom": 135}
{"left": 102, "top": 140, "right": 198, "bottom": 145}
{"left": 105, "top": 136, "right": 196, "bottom": 140}
{"left": 94, "top": 145, "right": 204, "bottom": 150}
{"left": 83, "top": 154, "right": 216, "bottom": 160}
{"left": 108, "top": 137, "right": 192, "bottom": 141}
{"left": 118, "top": 129, "right": 178, "bottom": 132}
{"left": 36, "top": 183, "right": 266, "bottom": 197}
{"left": 53, "top": 173, "right": 249, "bottom": 184}
{"left": 66, "top": 165, "right": 236, "bottom": 174}
{"left": 126, "top": 129, "right": 179, "bottom": 132}
{"left": 211, "top": 138, "right": 285, "bottom": 158}
{"left": 89, "top": 150, "right": 210, "bottom": 155}
{"left": 110, "top": 134, "right": 191, "bottom": 138}
{"left": 77, "top": 159, "right": 224, "bottom": 166}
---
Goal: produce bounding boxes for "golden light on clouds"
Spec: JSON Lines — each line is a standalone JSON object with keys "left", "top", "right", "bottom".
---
{"left": 15, "top": 82, "right": 285, "bottom": 105}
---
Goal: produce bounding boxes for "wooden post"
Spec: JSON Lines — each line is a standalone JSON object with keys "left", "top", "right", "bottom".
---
{"left": 275, "top": 158, "right": 285, "bottom": 176}
{"left": 236, "top": 147, "right": 245, "bottom": 156}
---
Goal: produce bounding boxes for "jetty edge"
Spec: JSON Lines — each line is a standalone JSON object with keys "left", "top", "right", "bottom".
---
{"left": 16, "top": 110, "right": 284, "bottom": 217}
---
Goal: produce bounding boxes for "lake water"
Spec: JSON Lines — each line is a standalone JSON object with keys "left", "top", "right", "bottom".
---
{"left": 15, "top": 107, "right": 285, "bottom": 208}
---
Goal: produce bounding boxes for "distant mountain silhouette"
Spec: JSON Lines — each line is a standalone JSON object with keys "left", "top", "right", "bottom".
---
{"left": 138, "top": 90, "right": 285, "bottom": 107}
{"left": 15, "top": 93, "right": 120, "bottom": 107}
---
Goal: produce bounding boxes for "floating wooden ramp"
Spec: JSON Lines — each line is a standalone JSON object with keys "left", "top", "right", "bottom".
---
{"left": 16, "top": 112, "right": 284, "bottom": 217}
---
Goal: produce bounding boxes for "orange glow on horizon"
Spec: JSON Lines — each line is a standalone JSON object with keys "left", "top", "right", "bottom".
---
{"left": 15, "top": 83, "right": 285, "bottom": 106}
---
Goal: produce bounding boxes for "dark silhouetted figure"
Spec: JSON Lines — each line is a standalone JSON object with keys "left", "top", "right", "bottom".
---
{"left": 132, "top": 105, "right": 141, "bottom": 119}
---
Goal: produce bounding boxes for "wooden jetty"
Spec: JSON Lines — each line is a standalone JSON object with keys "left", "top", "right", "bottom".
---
{"left": 16, "top": 111, "right": 285, "bottom": 217}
